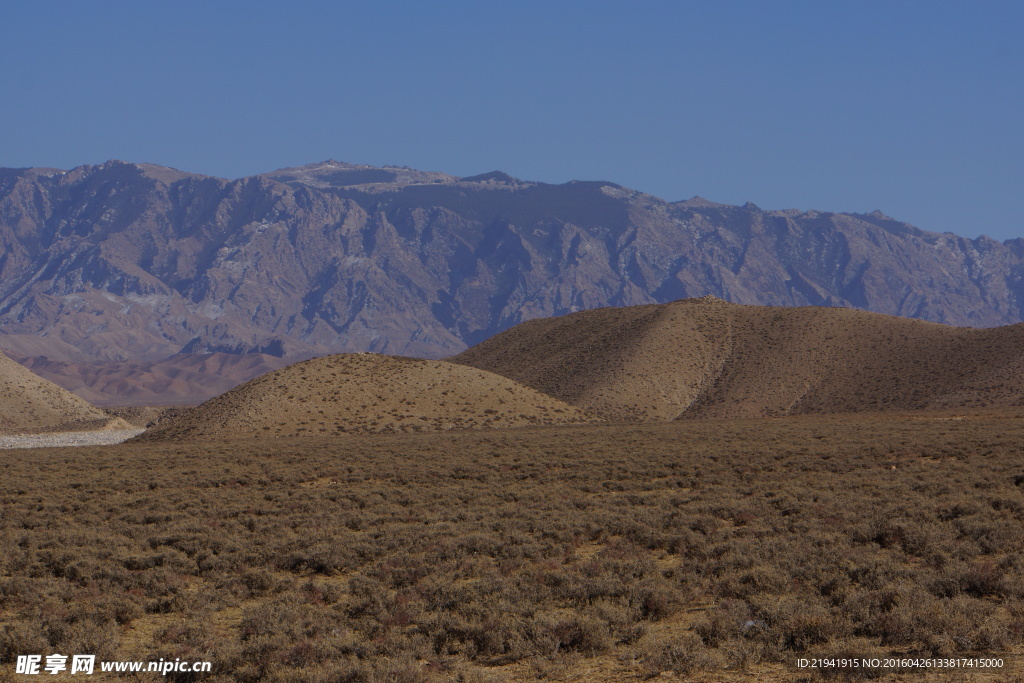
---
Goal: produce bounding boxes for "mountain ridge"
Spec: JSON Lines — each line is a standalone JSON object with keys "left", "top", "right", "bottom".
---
{"left": 2, "top": 158, "right": 1024, "bottom": 401}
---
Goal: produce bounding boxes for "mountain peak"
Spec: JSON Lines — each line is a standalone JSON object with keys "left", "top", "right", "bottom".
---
{"left": 459, "top": 171, "right": 520, "bottom": 184}
{"left": 676, "top": 196, "right": 729, "bottom": 208}
{"left": 260, "top": 161, "right": 457, "bottom": 189}
{"left": 75, "top": 160, "right": 202, "bottom": 184}
{"left": 135, "top": 162, "right": 204, "bottom": 183}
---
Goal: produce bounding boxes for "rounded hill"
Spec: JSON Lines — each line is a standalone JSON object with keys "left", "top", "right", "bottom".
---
{"left": 450, "top": 297, "right": 1024, "bottom": 420}
{"left": 139, "top": 353, "right": 596, "bottom": 441}
{"left": 0, "top": 351, "right": 117, "bottom": 434}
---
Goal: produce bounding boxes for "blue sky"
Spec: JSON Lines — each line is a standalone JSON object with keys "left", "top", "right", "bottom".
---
{"left": 2, "top": 1, "right": 1021, "bottom": 239}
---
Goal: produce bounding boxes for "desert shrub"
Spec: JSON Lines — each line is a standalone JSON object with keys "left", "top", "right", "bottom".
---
{"left": 240, "top": 568, "right": 278, "bottom": 595}
{"left": 694, "top": 599, "right": 754, "bottom": 646}
{"left": 533, "top": 613, "right": 611, "bottom": 655}
{"left": 279, "top": 541, "right": 354, "bottom": 575}
{"left": 591, "top": 598, "right": 647, "bottom": 644}
{"left": 715, "top": 565, "right": 791, "bottom": 600}
{"left": 0, "top": 623, "right": 50, "bottom": 664}
{"left": 372, "top": 654, "right": 435, "bottom": 683}
{"left": 753, "top": 594, "right": 846, "bottom": 655}
{"left": 4, "top": 411, "right": 1024, "bottom": 678}
{"left": 627, "top": 581, "right": 676, "bottom": 621}
{"left": 718, "top": 637, "right": 765, "bottom": 672}
{"left": 960, "top": 559, "right": 1009, "bottom": 598}
{"left": 106, "top": 594, "right": 145, "bottom": 625}
{"left": 640, "top": 632, "right": 719, "bottom": 677}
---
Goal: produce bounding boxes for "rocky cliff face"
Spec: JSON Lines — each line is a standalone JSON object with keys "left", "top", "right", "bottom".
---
{"left": 1, "top": 159, "right": 1022, "bottom": 371}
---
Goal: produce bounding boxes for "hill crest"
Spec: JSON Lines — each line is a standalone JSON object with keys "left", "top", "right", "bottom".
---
{"left": 140, "top": 353, "right": 597, "bottom": 441}
{"left": 451, "top": 298, "right": 1024, "bottom": 420}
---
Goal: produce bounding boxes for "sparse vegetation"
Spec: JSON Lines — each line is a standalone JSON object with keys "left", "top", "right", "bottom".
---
{"left": 452, "top": 299, "right": 1024, "bottom": 422}
{"left": 0, "top": 352, "right": 115, "bottom": 434}
{"left": 138, "top": 354, "right": 596, "bottom": 443}
{"left": 3, "top": 409, "right": 1024, "bottom": 680}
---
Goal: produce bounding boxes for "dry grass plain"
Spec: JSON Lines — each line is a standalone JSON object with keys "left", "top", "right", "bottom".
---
{"left": 3, "top": 410, "right": 1024, "bottom": 681}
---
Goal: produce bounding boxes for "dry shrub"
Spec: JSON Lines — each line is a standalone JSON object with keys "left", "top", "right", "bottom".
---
{"left": 753, "top": 594, "right": 847, "bottom": 656}
{"left": 4, "top": 411, "right": 1024, "bottom": 679}
{"left": 535, "top": 613, "right": 612, "bottom": 655}
{"left": 240, "top": 568, "right": 278, "bottom": 595}
{"left": 373, "top": 654, "right": 434, "bottom": 683}
{"left": 0, "top": 623, "right": 50, "bottom": 664}
{"left": 640, "top": 632, "right": 719, "bottom": 678}
{"left": 628, "top": 581, "right": 676, "bottom": 621}
{"left": 719, "top": 637, "right": 765, "bottom": 672}
{"left": 694, "top": 599, "right": 754, "bottom": 646}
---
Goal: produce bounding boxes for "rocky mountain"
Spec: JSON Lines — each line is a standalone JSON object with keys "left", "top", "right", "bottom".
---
{"left": 2, "top": 159, "right": 1023, "bottom": 402}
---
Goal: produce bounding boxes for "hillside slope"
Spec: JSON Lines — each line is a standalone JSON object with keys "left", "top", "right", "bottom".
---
{"left": 139, "top": 354, "right": 596, "bottom": 441}
{"left": 451, "top": 297, "right": 1024, "bottom": 420}
{"left": 0, "top": 351, "right": 120, "bottom": 433}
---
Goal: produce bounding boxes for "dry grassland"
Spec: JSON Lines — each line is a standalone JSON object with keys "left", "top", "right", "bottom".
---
{"left": 3, "top": 411, "right": 1024, "bottom": 681}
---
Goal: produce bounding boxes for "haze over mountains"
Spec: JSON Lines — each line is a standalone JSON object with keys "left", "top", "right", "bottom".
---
{"left": 6, "top": 296, "right": 1024, "bottom": 437}
{"left": 15, "top": 352, "right": 291, "bottom": 407}
{"left": 3, "top": 159, "right": 1024, "bottom": 402}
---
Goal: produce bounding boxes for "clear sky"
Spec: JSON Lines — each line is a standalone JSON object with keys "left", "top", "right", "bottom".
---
{"left": 2, "top": 1, "right": 1021, "bottom": 240}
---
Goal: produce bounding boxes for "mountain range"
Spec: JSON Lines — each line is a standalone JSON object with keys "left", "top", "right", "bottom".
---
{"left": 2, "top": 159, "right": 1023, "bottom": 403}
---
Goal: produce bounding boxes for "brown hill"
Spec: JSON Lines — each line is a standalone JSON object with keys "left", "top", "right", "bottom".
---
{"left": 139, "top": 353, "right": 596, "bottom": 441}
{"left": 450, "top": 297, "right": 1024, "bottom": 420}
{"left": 0, "top": 351, "right": 121, "bottom": 434}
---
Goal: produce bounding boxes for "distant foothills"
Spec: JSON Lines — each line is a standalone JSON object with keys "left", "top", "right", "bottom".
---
{"left": 1, "top": 159, "right": 1023, "bottom": 404}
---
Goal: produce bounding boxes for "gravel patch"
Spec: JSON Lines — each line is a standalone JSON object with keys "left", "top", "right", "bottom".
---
{"left": 0, "top": 429, "right": 146, "bottom": 449}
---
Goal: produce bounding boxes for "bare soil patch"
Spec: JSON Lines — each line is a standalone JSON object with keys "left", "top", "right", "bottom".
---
{"left": 0, "top": 428, "right": 144, "bottom": 450}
